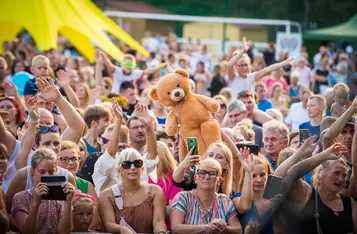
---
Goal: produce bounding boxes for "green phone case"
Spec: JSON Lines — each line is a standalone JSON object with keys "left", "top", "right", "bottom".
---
{"left": 187, "top": 137, "right": 198, "bottom": 155}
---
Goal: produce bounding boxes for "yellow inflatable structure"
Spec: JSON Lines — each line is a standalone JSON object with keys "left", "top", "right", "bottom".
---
{"left": 0, "top": 0, "right": 149, "bottom": 62}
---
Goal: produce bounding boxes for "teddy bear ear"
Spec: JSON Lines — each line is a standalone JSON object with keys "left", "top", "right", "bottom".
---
{"left": 149, "top": 87, "right": 159, "bottom": 101}
{"left": 174, "top": 68, "right": 189, "bottom": 78}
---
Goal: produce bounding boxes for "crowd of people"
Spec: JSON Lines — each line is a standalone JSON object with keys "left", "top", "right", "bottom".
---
{"left": 0, "top": 30, "right": 356, "bottom": 234}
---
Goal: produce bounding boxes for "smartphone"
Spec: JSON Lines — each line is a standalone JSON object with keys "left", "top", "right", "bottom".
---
{"left": 187, "top": 137, "right": 198, "bottom": 171}
{"left": 299, "top": 129, "right": 309, "bottom": 145}
{"left": 263, "top": 175, "right": 283, "bottom": 200}
{"left": 41, "top": 176, "right": 67, "bottom": 200}
{"left": 187, "top": 137, "right": 198, "bottom": 155}
{"left": 236, "top": 143, "right": 259, "bottom": 155}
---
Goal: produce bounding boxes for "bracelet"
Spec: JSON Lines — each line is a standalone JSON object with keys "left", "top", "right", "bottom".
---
{"left": 26, "top": 115, "right": 39, "bottom": 124}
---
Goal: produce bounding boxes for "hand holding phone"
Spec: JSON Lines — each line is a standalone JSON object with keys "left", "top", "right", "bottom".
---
{"left": 187, "top": 137, "right": 198, "bottom": 155}
{"left": 299, "top": 129, "right": 309, "bottom": 145}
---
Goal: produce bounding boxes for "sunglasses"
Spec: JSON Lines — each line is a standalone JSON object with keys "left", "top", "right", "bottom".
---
{"left": 220, "top": 104, "right": 227, "bottom": 110}
{"left": 196, "top": 169, "right": 219, "bottom": 179}
{"left": 121, "top": 160, "right": 143, "bottom": 169}
{"left": 101, "top": 136, "right": 110, "bottom": 144}
{"left": 59, "top": 157, "right": 79, "bottom": 164}
{"left": 39, "top": 125, "right": 59, "bottom": 133}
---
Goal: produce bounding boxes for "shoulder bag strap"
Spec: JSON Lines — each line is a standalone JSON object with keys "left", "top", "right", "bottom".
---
{"left": 315, "top": 189, "right": 323, "bottom": 234}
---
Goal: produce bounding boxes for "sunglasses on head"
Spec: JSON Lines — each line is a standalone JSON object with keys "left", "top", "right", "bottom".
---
{"left": 121, "top": 160, "right": 143, "bottom": 169}
{"left": 39, "top": 125, "right": 59, "bottom": 133}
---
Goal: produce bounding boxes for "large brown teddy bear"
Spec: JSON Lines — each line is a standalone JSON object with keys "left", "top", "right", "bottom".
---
{"left": 150, "top": 68, "right": 222, "bottom": 159}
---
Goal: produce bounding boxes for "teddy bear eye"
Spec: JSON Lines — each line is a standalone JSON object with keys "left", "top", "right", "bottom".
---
{"left": 167, "top": 92, "right": 171, "bottom": 95}
{"left": 177, "top": 84, "right": 180, "bottom": 88}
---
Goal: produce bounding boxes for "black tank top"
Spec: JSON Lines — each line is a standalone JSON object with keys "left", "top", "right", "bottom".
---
{"left": 297, "top": 188, "right": 353, "bottom": 234}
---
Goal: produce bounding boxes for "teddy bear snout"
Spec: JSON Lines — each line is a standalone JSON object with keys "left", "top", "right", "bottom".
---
{"left": 170, "top": 88, "right": 185, "bottom": 102}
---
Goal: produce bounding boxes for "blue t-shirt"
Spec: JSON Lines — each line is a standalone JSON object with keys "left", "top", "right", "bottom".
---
{"left": 299, "top": 121, "right": 321, "bottom": 140}
{"left": 265, "top": 154, "right": 277, "bottom": 171}
{"left": 231, "top": 193, "right": 274, "bottom": 234}
{"left": 82, "top": 137, "right": 97, "bottom": 154}
{"left": 258, "top": 99, "right": 273, "bottom": 112}
{"left": 23, "top": 78, "right": 38, "bottom": 96}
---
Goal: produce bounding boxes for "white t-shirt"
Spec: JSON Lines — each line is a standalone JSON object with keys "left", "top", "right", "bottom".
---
{"left": 229, "top": 73, "right": 256, "bottom": 100}
{"left": 112, "top": 66, "right": 144, "bottom": 93}
{"left": 285, "top": 102, "right": 310, "bottom": 131}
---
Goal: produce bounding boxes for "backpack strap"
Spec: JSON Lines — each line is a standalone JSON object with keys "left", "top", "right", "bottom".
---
{"left": 314, "top": 189, "right": 323, "bottom": 234}
{"left": 111, "top": 185, "right": 124, "bottom": 216}
{"left": 148, "top": 184, "right": 153, "bottom": 196}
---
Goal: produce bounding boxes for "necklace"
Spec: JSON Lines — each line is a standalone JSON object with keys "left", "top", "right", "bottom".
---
{"left": 120, "top": 185, "right": 139, "bottom": 196}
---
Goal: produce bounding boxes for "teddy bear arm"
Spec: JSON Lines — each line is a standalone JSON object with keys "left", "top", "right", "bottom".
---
{"left": 195, "top": 95, "right": 220, "bottom": 113}
{"left": 166, "top": 111, "right": 178, "bottom": 136}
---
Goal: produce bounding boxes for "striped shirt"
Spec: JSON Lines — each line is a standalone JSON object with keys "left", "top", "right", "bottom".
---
{"left": 169, "top": 189, "right": 237, "bottom": 225}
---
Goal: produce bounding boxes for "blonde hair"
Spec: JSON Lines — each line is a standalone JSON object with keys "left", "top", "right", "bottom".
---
{"left": 115, "top": 148, "right": 142, "bottom": 171}
{"left": 266, "top": 109, "right": 284, "bottom": 122}
{"left": 60, "top": 141, "right": 80, "bottom": 155}
{"left": 309, "top": 95, "right": 326, "bottom": 108}
{"left": 206, "top": 142, "right": 233, "bottom": 195}
{"left": 237, "top": 155, "right": 273, "bottom": 192}
{"left": 313, "top": 159, "right": 347, "bottom": 188}
{"left": 271, "top": 83, "right": 283, "bottom": 99}
{"left": 156, "top": 141, "right": 176, "bottom": 181}
{"left": 31, "top": 55, "right": 50, "bottom": 67}
{"left": 213, "top": 95, "right": 228, "bottom": 107}
{"left": 197, "top": 158, "right": 222, "bottom": 176}
{"left": 75, "top": 83, "right": 90, "bottom": 104}
{"left": 123, "top": 54, "right": 136, "bottom": 64}
{"left": 333, "top": 83, "right": 350, "bottom": 97}
{"left": 278, "top": 147, "right": 297, "bottom": 165}
{"left": 219, "top": 88, "right": 232, "bottom": 102}
{"left": 31, "top": 148, "right": 57, "bottom": 169}
{"left": 235, "top": 120, "right": 255, "bottom": 143}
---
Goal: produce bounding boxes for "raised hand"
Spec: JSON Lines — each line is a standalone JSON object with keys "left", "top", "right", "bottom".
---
{"left": 180, "top": 147, "right": 200, "bottom": 170}
{"left": 132, "top": 103, "right": 152, "bottom": 126}
{"left": 112, "top": 98, "right": 123, "bottom": 121}
{"left": 3, "top": 80, "right": 18, "bottom": 97}
{"left": 90, "top": 86, "right": 102, "bottom": 103}
{"left": 36, "top": 77, "right": 61, "bottom": 103}
{"left": 56, "top": 70, "right": 70, "bottom": 88}
{"left": 238, "top": 147, "right": 254, "bottom": 173}
{"left": 62, "top": 182, "right": 76, "bottom": 201}
{"left": 242, "top": 37, "right": 249, "bottom": 52}
{"left": 286, "top": 58, "right": 298, "bottom": 67}
{"left": 26, "top": 97, "right": 39, "bottom": 122}
{"left": 32, "top": 182, "right": 48, "bottom": 204}
{"left": 325, "top": 143, "right": 349, "bottom": 160}
{"left": 299, "top": 135, "right": 319, "bottom": 158}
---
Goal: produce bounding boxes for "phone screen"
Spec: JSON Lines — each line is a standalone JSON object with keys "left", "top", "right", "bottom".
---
{"left": 299, "top": 129, "right": 309, "bottom": 145}
{"left": 187, "top": 137, "right": 198, "bottom": 155}
{"left": 236, "top": 144, "right": 259, "bottom": 155}
{"left": 41, "top": 176, "right": 67, "bottom": 200}
{"left": 263, "top": 175, "right": 283, "bottom": 199}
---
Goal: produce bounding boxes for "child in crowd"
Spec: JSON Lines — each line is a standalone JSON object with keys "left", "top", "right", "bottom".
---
{"left": 71, "top": 191, "right": 96, "bottom": 233}
{"left": 332, "top": 83, "right": 350, "bottom": 117}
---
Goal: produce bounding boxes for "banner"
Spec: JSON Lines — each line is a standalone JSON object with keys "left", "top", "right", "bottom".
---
{"left": 275, "top": 32, "right": 302, "bottom": 60}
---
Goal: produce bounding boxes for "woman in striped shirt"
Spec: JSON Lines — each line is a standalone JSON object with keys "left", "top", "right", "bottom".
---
{"left": 169, "top": 158, "right": 242, "bottom": 233}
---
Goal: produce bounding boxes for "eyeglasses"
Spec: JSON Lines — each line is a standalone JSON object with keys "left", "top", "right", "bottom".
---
{"left": 121, "top": 160, "right": 143, "bottom": 169}
{"left": 39, "top": 125, "right": 59, "bottom": 133}
{"left": 196, "top": 169, "right": 219, "bottom": 179}
{"left": 0, "top": 105, "right": 14, "bottom": 110}
{"left": 101, "top": 136, "right": 109, "bottom": 144}
{"left": 228, "top": 112, "right": 243, "bottom": 119}
{"left": 236, "top": 64, "right": 249, "bottom": 68}
{"left": 59, "top": 157, "right": 79, "bottom": 164}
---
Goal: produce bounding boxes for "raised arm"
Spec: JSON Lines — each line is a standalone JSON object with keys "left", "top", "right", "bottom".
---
{"left": 349, "top": 118, "right": 357, "bottom": 198}
{"left": 172, "top": 147, "right": 197, "bottom": 184}
{"left": 95, "top": 50, "right": 104, "bottom": 88}
{"left": 255, "top": 58, "right": 296, "bottom": 82}
{"left": 56, "top": 70, "right": 80, "bottom": 108}
{"left": 143, "top": 63, "right": 167, "bottom": 75}
{"left": 227, "top": 37, "right": 249, "bottom": 83}
{"left": 323, "top": 95, "right": 357, "bottom": 149}
{"left": 233, "top": 148, "right": 254, "bottom": 214}
{"left": 0, "top": 112, "right": 16, "bottom": 156}
{"left": 252, "top": 109, "right": 274, "bottom": 124}
{"left": 3, "top": 80, "right": 26, "bottom": 119}
{"left": 132, "top": 104, "right": 157, "bottom": 160}
{"left": 286, "top": 143, "right": 348, "bottom": 188}
{"left": 100, "top": 51, "right": 115, "bottom": 74}
{"left": 14, "top": 98, "right": 39, "bottom": 170}
{"left": 36, "top": 77, "right": 85, "bottom": 144}
{"left": 275, "top": 136, "right": 318, "bottom": 178}
{"left": 107, "top": 99, "right": 123, "bottom": 158}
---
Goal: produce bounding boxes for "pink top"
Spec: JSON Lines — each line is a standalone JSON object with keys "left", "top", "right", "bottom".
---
{"left": 265, "top": 78, "right": 288, "bottom": 98}
{"left": 148, "top": 172, "right": 183, "bottom": 204}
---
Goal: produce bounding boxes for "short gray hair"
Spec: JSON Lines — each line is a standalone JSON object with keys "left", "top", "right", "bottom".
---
{"left": 227, "top": 99, "right": 246, "bottom": 113}
{"left": 263, "top": 120, "right": 289, "bottom": 143}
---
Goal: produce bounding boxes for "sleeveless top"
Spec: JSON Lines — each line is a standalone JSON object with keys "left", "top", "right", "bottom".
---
{"left": 26, "top": 166, "right": 69, "bottom": 190}
{"left": 75, "top": 176, "right": 89, "bottom": 194}
{"left": 112, "top": 185, "right": 154, "bottom": 233}
{"left": 297, "top": 188, "right": 353, "bottom": 234}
